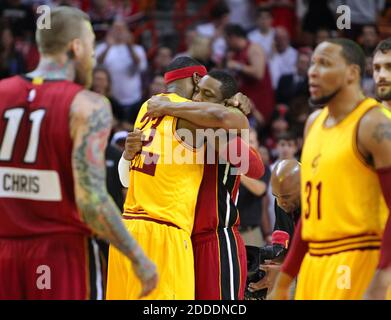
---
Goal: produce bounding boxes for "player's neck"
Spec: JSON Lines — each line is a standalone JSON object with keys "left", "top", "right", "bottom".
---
{"left": 327, "top": 87, "right": 366, "bottom": 122}
{"left": 27, "top": 56, "right": 75, "bottom": 82}
{"left": 166, "top": 83, "right": 190, "bottom": 99}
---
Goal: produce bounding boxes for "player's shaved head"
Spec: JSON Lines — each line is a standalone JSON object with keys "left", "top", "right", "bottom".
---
{"left": 36, "top": 6, "right": 90, "bottom": 55}
{"left": 271, "top": 159, "right": 301, "bottom": 213}
{"left": 272, "top": 159, "right": 300, "bottom": 187}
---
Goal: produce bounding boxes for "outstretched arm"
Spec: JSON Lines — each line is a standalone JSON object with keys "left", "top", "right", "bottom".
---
{"left": 70, "top": 91, "right": 157, "bottom": 297}
{"left": 268, "top": 218, "right": 308, "bottom": 300}
{"left": 145, "top": 94, "right": 250, "bottom": 131}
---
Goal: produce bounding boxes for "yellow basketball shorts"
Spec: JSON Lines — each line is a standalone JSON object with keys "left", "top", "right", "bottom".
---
{"left": 106, "top": 216, "right": 195, "bottom": 300}
{"left": 295, "top": 249, "right": 380, "bottom": 300}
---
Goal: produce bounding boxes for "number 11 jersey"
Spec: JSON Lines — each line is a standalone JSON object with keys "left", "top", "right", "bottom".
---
{"left": 0, "top": 76, "right": 90, "bottom": 238}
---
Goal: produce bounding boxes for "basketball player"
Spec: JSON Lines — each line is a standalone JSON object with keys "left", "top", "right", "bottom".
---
{"left": 270, "top": 38, "right": 391, "bottom": 300}
{"left": 0, "top": 6, "right": 157, "bottom": 300}
{"left": 106, "top": 58, "right": 251, "bottom": 299}
{"left": 365, "top": 38, "right": 391, "bottom": 299}
{"left": 121, "top": 70, "right": 265, "bottom": 300}
{"left": 373, "top": 38, "right": 391, "bottom": 110}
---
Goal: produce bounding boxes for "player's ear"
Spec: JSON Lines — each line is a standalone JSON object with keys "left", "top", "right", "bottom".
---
{"left": 69, "top": 38, "right": 83, "bottom": 60}
{"left": 192, "top": 72, "right": 201, "bottom": 86}
{"left": 347, "top": 64, "right": 360, "bottom": 84}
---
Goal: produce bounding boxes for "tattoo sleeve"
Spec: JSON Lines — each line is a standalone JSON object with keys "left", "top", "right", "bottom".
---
{"left": 71, "top": 95, "right": 155, "bottom": 280}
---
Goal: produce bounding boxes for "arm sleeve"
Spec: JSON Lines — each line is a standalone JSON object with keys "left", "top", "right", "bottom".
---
{"left": 118, "top": 156, "right": 131, "bottom": 188}
{"left": 377, "top": 166, "right": 391, "bottom": 269}
{"left": 280, "top": 218, "right": 309, "bottom": 278}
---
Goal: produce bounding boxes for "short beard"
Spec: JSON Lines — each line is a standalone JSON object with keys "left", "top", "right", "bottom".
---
{"left": 375, "top": 86, "right": 391, "bottom": 102}
{"left": 75, "top": 65, "right": 92, "bottom": 88}
{"left": 309, "top": 87, "right": 341, "bottom": 108}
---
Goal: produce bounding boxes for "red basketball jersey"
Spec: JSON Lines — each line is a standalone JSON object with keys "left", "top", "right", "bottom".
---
{"left": 0, "top": 76, "right": 91, "bottom": 237}
{"left": 192, "top": 159, "right": 241, "bottom": 235}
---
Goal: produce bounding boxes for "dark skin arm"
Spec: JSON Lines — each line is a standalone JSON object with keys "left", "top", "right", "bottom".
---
{"left": 146, "top": 94, "right": 250, "bottom": 148}
{"left": 268, "top": 110, "right": 322, "bottom": 300}
{"left": 70, "top": 91, "right": 157, "bottom": 298}
{"left": 145, "top": 94, "right": 250, "bottom": 131}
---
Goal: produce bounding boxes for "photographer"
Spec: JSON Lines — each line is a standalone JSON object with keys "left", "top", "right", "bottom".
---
{"left": 246, "top": 159, "right": 301, "bottom": 298}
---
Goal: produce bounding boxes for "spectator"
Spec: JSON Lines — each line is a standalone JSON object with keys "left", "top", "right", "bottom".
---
{"left": 148, "top": 73, "right": 166, "bottom": 96}
{"left": 226, "top": 0, "right": 257, "bottom": 31}
{"left": 195, "top": 1, "right": 230, "bottom": 65}
{"left": 362, "top": 55, "right": 376, "bottom": 97}
{"left": 238, "top": 128, "right": 272, "bottom": 247}
{"left": 224, "top": 24, "right": 275, "bottom": 125}
{"left": 0, "top": 0, "right": 36, "bottom": 40}
{"left": 269, "top": 129, "right": 297, "bottom": 163}
{"left": 358, "top": 24, "right": 380, "bottom": 55}
{"left": 269, "top": 26, "right": 298, "bottom": 89}
{"left": 257, "top": 0, "right": 297, "bottom": 40}
{"left": 96, "top": 19, "right": 148, "bottom": 124}
{"left": 276, "top": 46, "right": 311, "bottom": 104}
{"left": 179, "top": 35, "right": 215, "bottom": 70}
{"left": 88, "top": 0, "right": 117, "bottom": 42}
{"left": 314, "top": 27, "right": 332, "bottom": 47}
{"left": 181, "top": 28, "right": 197, "bottom": 54}
{"left": 0, "top": 28, "right": 25, "bottom": 79}
{"left": 144, "top": 46, "right": 172, "bottom": 96}
{"left": 111, "top": 0, "right": 143, "bottom": 24}
{"left": 152, "top": 46, "right": 173, "bottom": 75}
{"left": 91, "top": 66, "right": 124, "bottom": 132}
{"left": 335, "top": 0, "right": 385, "bottom": 40}
{"left": 301, "top": 0, "right": 336, "bottom": 44}
{"left": 264, "top": 105, "right": 290, "bottom": 154}
{"left": 248, "top": 7, "right": 276, "bottom": 59}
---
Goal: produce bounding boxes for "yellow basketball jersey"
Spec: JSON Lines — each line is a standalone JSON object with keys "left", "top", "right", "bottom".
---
{"left": 301, "top": 98, "right": 389, "bottom": 255}
{"left": 123, "top": 93, "right": 204, "bottom": 235}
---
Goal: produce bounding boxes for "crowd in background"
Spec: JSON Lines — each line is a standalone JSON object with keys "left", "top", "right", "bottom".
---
{"left": 1, "top": 0, "right": 391, "bottom": 247}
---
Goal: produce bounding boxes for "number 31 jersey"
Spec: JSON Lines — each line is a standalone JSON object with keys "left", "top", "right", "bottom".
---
{"left": 0, "top": 76, "right": 91, "bottom": 238}
{"left": 300, "top": 98, "right": 388, "bottom": 255}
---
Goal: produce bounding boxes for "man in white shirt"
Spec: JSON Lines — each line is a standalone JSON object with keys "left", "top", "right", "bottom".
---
{"left": 248, "top": 8, "right": 275, "bottom": 59}
{"left": 96, "top": 19, "right": 147, "bottom": 123}
{"left": 269, "top": 27, "right": 298, "bottom": 89}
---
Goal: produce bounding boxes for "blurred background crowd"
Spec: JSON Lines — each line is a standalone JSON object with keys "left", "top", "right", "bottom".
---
{"left": 1, "top": 0, "right": 391, "bottom": 247}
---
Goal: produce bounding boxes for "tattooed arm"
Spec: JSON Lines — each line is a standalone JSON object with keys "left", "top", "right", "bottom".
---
{"left": 69, "top": 90, "right": 157, "bottom": 297}
{"left": 358, "top": 106, "right": 391, "bottom": 299}
{"left": 357, "top": 106, "right": 391, "bottom": 167}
